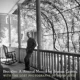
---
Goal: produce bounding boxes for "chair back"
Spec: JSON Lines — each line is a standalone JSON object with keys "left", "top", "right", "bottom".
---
{"left": 3, "top": 45, "right": 8, "bottom": 57}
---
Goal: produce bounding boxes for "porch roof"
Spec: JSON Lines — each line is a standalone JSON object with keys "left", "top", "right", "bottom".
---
{"left": 0, "top": 0, "right": 25, "bottom": 14}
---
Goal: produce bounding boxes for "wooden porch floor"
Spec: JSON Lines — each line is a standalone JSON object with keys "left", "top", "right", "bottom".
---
{"left": 1, "top": 62, "right": 56, "bottom": 80}
{"left": 1, "top": 62, "right": 25, "bottom": 71}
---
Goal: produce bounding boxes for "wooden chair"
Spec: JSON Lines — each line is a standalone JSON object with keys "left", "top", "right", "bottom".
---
{"left": 2, "top": 45, "right": 17, "bottom": 65}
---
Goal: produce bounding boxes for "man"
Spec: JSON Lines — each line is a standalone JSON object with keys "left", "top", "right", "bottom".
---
{"left": 24, "top": 32, "right": 36, "bottom": 70}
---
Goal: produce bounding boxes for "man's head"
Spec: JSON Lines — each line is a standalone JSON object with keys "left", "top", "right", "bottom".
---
{"left": 26, "top": 32, "right": 31, "bottom": 38}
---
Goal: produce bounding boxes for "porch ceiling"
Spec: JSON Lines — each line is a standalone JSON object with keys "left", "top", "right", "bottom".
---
{"left": 0, "top": 0, "right": 25, "bottom": 14}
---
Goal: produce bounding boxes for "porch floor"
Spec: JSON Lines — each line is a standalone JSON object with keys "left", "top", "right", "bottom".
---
{"left": 1, "top": 62, "right": 56, "bottom": 80}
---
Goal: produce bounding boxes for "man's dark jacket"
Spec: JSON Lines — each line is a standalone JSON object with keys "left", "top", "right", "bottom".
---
{"left": 26, "top": 37, "right": 36, "bottom": 51}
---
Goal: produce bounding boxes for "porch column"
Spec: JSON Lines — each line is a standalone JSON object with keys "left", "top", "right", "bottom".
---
{"left": 79, "top": 35, "right": 80, "bottom": 52}
{"left": 36, "top": 0, "right": 42, "bottom": 69}
{"left": 8, "top": 15, "right": 11, "bottom": 47}
{"left": 18, "top": 4, "right": 21, "bottom": 62}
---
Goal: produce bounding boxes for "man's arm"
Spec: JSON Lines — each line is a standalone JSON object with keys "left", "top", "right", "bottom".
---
{"left": 31, "top": 39, "right": 36, "bottom": 50}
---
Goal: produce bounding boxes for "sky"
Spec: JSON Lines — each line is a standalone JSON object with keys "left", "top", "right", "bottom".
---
{"left": 0, "top": 0, "right": 19, "bottom": 14}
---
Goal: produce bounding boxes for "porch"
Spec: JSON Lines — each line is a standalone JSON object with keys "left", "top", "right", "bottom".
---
{"left": 0, "top": 47, "right": 80, "bottom": 80}
{"left": 1, "top": 63, "right": 55, "bottom": 80}
{"left": 0, "top": 0, "right": 80, "bottom": 80}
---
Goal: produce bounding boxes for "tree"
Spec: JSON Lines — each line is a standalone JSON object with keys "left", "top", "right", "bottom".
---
{"left": 12, "top": 0, "right": 80, "bottom": 52}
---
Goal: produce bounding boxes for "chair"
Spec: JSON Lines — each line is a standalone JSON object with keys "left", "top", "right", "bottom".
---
{"left": 2, "top": 45, "right": 17, "bottom": 65}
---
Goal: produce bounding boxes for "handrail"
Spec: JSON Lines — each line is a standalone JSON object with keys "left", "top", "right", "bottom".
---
{"left": 34, "top": 49, "right": 80, "bottom": 57}
{"left": 30, "top": 49, "right": 80, "bottom": 80}
{"left": 7, "top": 47, "right": 80, "bottom": 80}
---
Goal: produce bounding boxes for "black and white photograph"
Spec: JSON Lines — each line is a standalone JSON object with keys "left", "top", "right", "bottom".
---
{"left": 0, "top": 0, "right": 80, "bottom": 80}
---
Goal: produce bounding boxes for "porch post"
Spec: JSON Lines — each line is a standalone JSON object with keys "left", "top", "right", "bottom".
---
{"left": 8, "top": 15, "right": 11, "bottom": 47}
{"left": 18, "top": 4, "right": 21, "bottom": 62}
{"left": 36, "top": 0, "right": 42, "bottom": 69}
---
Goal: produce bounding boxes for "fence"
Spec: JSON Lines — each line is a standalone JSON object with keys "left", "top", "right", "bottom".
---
{"left": 0, "top": 46, "right": 80, "bottom": 80}
{"left": 30, "top": 49, "right": 80, "bottom": 80}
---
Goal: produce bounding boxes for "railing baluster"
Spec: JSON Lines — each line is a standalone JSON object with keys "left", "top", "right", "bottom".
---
{"left": 59, "top": 55, "right": 60, "bottom": 72}
{"left": 72, "top": 56, "right": 76, "bottom": 80}
{"left": 76, "top": 57, "right": 80, "bottom": 80}
{"left": 79, "top": 57, "right": 80, "bottom": 80}
{"left": 43, "top": 52, "right": 45, "bottom": 70}
{"left": 68, "top": 55, "right": 70, "bottom": 80}
{"left": 60, "top": 54, "right": 63, "bottom": 78}
{"left": 34, "top": 51, "right": 35, "bottom": 67}
{"left": 30, "top": 52, "right": 32, "bottom": 66}
{"left": 46, "top": 52, "right": 48, "bottom": 73}
{"left": 41, "top": 52, "right": 42, "bottom": 69}
{"left": 49, "top": 53, "right": 50, "bottom": 72}
{"left": 74, "top": 56, "right": 76, "bottom": 80}
{"left": 59, "top": 54, "right": 60, "bottom": 76}
{"left": 33, "top": 52, "right": 35, "bottom": 67}
{"left": 45, "top": 52, "right": 47, "bottom": 72}
{"left": 29, "top": 51, "right": 31, "bottom": 66}
{"left": 41, "top": 51, "right": 43, "bottom": 70}
{"left": 35, "top": 50, "right": 37, "bottom": 68}
{"left": 70, "top": 56, "right": 72, "bottom": 80}
{"left": 44, "top": 52, "right": 46, "bottom": 71}
{"left": 54, "top": 54, "right": 57, "bottom": 76}
{"left": 32, "top": 51, "right": 34, "bottom": 67}
{"left": 53, "top": 54, "right": 55, "bottom": 76}
{"left": 42, "top": 51, "right": 43, "bottom": 70}
{"left": 64, "top": 55, "right": 67, "bottom": 80}
{"left": 51, "top": 53, "right": 54, "bottom": 74}
{"left": 47, "top": 53, "right": 48, "bottom": 72}
{"left": 57, "top": 54, "right": 59, "bottom": 77}
{"left": 57, "top": 54, "right": 59, "bottom": 71}
{"left": 47, "top": 53, "right": 50, "bottom": 73}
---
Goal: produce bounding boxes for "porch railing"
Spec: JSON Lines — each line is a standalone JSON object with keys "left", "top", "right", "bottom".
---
{"left": 30, "top": 49, "right": 80, "bottom": 80}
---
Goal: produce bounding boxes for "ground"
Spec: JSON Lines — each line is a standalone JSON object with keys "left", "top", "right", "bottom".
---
{"left": 1, "top": 62, "right": 56, "bottom": 80}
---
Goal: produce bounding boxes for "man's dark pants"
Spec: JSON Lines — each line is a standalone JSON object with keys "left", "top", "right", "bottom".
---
{"left": 24, "top": 50, "right": 33, "bottom": 70}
